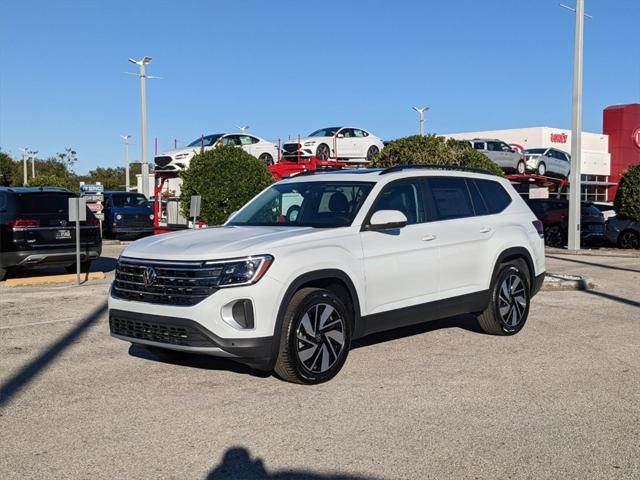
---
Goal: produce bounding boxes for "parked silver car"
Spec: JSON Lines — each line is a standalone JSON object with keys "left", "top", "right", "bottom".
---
{"left": 605, "top": 216, "right": 640, "bottom": 249}
{"left": 466, "top": 138, "right": 526, "bottom": 174}
{"left": 524, "top": 148, "right": 571, "bottom": 178}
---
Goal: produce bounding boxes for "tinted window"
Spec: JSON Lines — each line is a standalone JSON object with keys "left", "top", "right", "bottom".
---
{"left": 371, "top": 179, "right": 425, "bottom": 225}
{"left": 309, "top": 127, "right": 341, "bottom": 137}
{"left": 473, "top": 142, "right": 485, "bottom": 150}
{"left": 487, "top": 142, "right": 502, "bottom": 152}
{"left": 187, "top": 134, "right": 222, "bottom": 147}
{"left": 223, "top": 135, "right": 242, "bottom": 146}
{"left": 474, "top": 179, "right": 512, "bottom": 214}
{"left": 427, "top": 177, "right": 474, "bottom": 220}
{"left": 467, "top": 180, "right": 489, "bottom": 215}
{"left": 239, "top": 135, "right": 254, "bottom": 146}
{"left": 15, "top": 192, "right": 73, "bottom": 214}
{"left": 111, "top": 194, "right": 150, "bottom": 208}
{"left": 353, "top": 129, "right": 367, "bottom": 138}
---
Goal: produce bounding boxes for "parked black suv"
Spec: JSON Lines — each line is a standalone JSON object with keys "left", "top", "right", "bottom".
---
{"left": 526, "top": 198, "right": 605, "bottom": 247}
{"left": 0, "top": 187, "right": 102, "bottom": 280}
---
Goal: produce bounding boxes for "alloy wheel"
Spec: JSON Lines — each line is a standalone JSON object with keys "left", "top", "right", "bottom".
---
{"left": 295, "top": 303, "right": 346, "bottom": 374}
{"left": 366, "top": 146, "right": 379, "bottom": 161}
{"left": 620, "top": 231, "right": 639, "bottom": 249}
{"left": 537, "top": 162, "right": 546, "bottom": 176}
{"left": 497, "top": 274, "right": 527, "bottom": 330}
{"left": 316, "top": 144, "right": 330, "bottom": 160}
{"left": 517, "top": 161, "right": 525, "bottom": 174}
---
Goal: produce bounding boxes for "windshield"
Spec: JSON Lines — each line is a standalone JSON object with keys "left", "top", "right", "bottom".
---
{"left": 228, "top": 181, "right": 374, "bottom": 228}
{"left": 525, "top": 149, "right": 547, "bottom": 155}
{"left": 111, "top": 193, "right": 150, "bottom": 209}
{"left": 187, "top": 134, "right": 223, "bottom": 147}
{"left": 308, "top": 127, "right": 341, "bottom": 137}
{"left": 16, "top": 192, "right": 73, "bottom": 214}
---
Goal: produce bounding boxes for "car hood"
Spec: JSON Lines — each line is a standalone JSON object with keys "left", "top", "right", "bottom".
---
{"left": 121, "top": 225, "right": 322, "bottom": 261}
{"left": 156, "top": 147, "right": 199, "bottom": 159}
{"left": 283, "top": 136, "right": 330, "bottom": 145}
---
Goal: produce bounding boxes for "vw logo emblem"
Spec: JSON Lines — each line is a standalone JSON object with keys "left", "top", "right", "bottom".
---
{"left": 142, "top": 266, "right": 157, "bottom": 286}
{"left": 60, "top": 220, "right": 67, "bottom": 227}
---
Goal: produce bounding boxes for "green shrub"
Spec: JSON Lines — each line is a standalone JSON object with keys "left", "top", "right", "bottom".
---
{"left": 614, "top": 164, "right": 640, "bottom": 221}
{"left": 180, "top": 145, "right": 274, "bottom": 225}
{"left": 27, "top": 174, "right": 76, "bottom": 191}
{"left": 370, "top": 134, "right": 504, "bottom": 176}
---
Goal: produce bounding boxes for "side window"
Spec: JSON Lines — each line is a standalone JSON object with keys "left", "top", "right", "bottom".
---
{"left": 223, "top": 135, "right": 241, "bottom": 146}
{"left": 239, "top": 135, "right": 254, "bottom": 146}
{"left": 487, "top": 142, "right": 503, "bottom": 152}
{"left": 249, "top": 136, "right": 260, "bottom": 144}
{"left": 370, "top": 179, "right": 425, "bottom": 225}
{"left": 427, "top": 177, "right": 474, "bottom": 220}
{"left": 473, "top": 142, "right": 485, "bottom": 150}
{"left": 467, "top": 180, "right": 489, "bottom": 216}
{"left": 339, "top": 128, "right": 353, "bottom": 138}
{"left": 474, "top": 179, "right": 512, "bottom": 214}
{"left": 353, "top": 129, "right": 366, "bottom": 138}
{"left": 500, "top": 142, "right": 512, "bottom": 152}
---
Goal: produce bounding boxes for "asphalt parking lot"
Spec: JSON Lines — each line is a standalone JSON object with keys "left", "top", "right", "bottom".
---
{"left": 1, "top": 244, "right": 638, "bottom": 479}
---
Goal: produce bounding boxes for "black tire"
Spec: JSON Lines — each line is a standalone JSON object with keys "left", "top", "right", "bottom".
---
{"left": 545, "top": 225, "right": 565, "bottom": 247}
{"left": 259, "top": 153, "right": 274, "bottom": 166}
{"left": 618, "top": 230, "right": 640, "bottom": 249}
{"left": 316, "top": 144, "right": 330, "bottom": 161}
{"left": 366, "top": 145, "right": 379, "bottom": 161}
{"left": 516, "top": 160, "right": 526, "bottom": 174}
{"left": 477, "top": 260, "right": 531, "bottom": 336}
{"left": 274, "top": 287, "right": 352, "bottom": 384}
{"left": 65, "top": 260, "right": 92, "bottom": 274}
{"left": 0, "top": 267, "right": 6, "bottom": 281}
{"left": 537, "top": 162, "right": 547, "bottom": 176}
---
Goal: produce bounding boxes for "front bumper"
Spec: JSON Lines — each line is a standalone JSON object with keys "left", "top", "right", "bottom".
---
{"left": 110, "top": 225, "right": 154, "bottom": 234}
{"left": 531, "top": 272, "right": 545, "bottom": 297}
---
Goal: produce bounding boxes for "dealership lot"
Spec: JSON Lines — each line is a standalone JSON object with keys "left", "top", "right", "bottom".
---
{"left": 1, "top": 245, "right": 638, "bottom": 479}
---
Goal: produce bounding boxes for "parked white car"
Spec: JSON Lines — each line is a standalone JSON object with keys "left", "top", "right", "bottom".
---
{"left": 108, "top": 165, "right": 546, "bottom": 384}
{"left": 281, "top": 126, "right": 384, "bottom": 163}
{"left": 154, "top": 133, "right": 279, "bottom": 172}
{"left": 466, "top": 138, "right": 526, "bottom": 174}
{"left": 524, "top": 148, "right": 571, "bottom": 178}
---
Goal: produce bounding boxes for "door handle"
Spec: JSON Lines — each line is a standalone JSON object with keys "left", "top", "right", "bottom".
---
{"left": 422, "top": 234, "right": 437, "bottom": 242}
{"left": 479, "top": 227, "right": 492, "bottom": 234}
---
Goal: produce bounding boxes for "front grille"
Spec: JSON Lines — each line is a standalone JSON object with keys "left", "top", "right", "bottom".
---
{"left": 154, "top": 156, "right": 173, "bottom": 167}
{"left": 112, "top": 257, "right": 221, "bottom": 306}
{"left": 119, "top": 213, "right": 151, "bottom": 227}
{"left": 282, "top": 143, "right": 300, "bottom": 153}
{"left": 110, "top": 316, "right": 215, "bottom": 347}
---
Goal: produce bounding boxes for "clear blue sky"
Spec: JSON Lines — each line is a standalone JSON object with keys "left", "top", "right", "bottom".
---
{"left": 1, "top": 0, "right": 638, "bottom": 173}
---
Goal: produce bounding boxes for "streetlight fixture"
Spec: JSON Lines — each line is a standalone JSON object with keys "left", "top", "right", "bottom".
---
{"left": 126, "top": 56, "right": 160, "bottom": 199}
{"left": 412, "top": 106, "right": 429, "bottom": 136}
{"left": 235, "top": 125, "right": 250, "bottom": 132}
{"left": 120, "top": 135, "right": 132, "bottom": 191}
{"left": 562, "top": 0, "right": 590, "bottom": 251}
{"left": 19, "top": 147, "right": 29, "bottom": 186}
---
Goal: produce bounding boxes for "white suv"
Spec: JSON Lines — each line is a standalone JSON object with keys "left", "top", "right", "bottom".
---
{"left": 108, "top": 166, "right": 546, "bottom": 384}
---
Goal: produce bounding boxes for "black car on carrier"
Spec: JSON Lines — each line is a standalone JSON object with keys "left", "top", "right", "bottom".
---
{"left": 0, "top": 187, "right": 102, "bottom": 280}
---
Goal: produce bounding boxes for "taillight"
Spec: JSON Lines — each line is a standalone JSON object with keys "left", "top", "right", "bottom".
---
{"left": 11, "top": 219, "right": 40, "bottom": 230}
{"left": 532, "top": 220, "right": 544, "bottom": 238}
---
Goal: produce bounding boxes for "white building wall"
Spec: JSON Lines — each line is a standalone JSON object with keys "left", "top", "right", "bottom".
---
{"left": 445, "top": 127, "right": 610, "bottom": 176}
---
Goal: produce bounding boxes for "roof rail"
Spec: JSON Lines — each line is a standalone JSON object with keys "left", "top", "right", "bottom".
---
{"left": 379, "top": 164, "right": 495, "bottom": 176}
{"left": 284, "top": 166, "right": 346, "bottom": 179}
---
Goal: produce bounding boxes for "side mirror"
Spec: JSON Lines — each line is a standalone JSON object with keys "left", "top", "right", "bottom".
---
{"left": 336, "top": 133, "right": 344, "bottom": 138}
{"left": 367, "top": 210, "right": 408, "bottom": 231}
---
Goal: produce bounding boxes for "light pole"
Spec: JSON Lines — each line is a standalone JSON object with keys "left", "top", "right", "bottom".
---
{"left": 412, "top": 106, "right": 429, "bottom": 136}
{"left": 120, "top": 135, "right": 131, "bottom": 191}
{"left": 562, "top": 1, "right": 589, "bottom": 251}
{"left": 29, "top": 150, "right": 38, "bottom": 179}
{"left": 20, "top": 147, "right": 29, "bottom": 185}
{"left": 127, "top": 56, "right": 159, "bottom": 199}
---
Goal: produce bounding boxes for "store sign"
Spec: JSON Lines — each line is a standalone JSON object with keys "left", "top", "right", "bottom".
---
{"left": 80, "top": 183, "right": 104, "bottom": 194}
{"left": 550, "top": 132, "right": 568, "bottom": 144}
{"left": 633, "top": 127, "right": 640, "bottom": 149}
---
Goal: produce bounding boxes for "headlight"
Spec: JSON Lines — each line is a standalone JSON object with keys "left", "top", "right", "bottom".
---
{"left": 115, "top": 214, "right": 122, "bottom": 220}
{"left": 303, "top": 141, "right": 316, "bottom": 146}
{"left": 206, "top": 255, "right": 274, "bottom": 287}
{"left": 149, "top": 214, "right": 154, "bottom": 220}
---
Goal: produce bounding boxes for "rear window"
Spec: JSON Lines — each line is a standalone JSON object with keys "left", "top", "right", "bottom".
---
{"left": 16, "top": 192, "right": 73, "bottom": 214}
{"left": 474, "top": 179, "right": 512, "bottom": 214}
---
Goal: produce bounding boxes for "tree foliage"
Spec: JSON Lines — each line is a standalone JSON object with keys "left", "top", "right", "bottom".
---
{"left": 0, "top": 151, "right": 14, "bottom": 186}
{"left": 27, "top": 174, "right": 76, "bottom": 190}
{"left": 370, "top": 135, "right": 504, "bottom": 176}
{"left": 614, "top": 164, "right": 640, "bottom": 222}
{"left": 180, "top": 145, "right": 274, "bottom": 225}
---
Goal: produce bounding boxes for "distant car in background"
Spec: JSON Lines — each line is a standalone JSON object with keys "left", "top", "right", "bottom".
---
{"left": 526, "top": 198, "right": 605, "bottom": 247}
{"left": 0, "top": 187, "right": 102, "bottom": 280}
{"left": 281, "top": 126, "right": 384, "bottom": 163}
{"left": 154, "top": 133, "right": 279, "bottom": 172}
{"left": 524, "top": 148, "right": 571, "bottom": 178}
{"left": 591, "top": 202, "right": 616, "bottom": 222}
{"left": 102, "top": 191, "right": 154, "bottom": 238}
{"left": 605, "top": 217, "right": 640, "bottom": 249}
{"left": 466, "top": 138, "right": 526, "bottom": 174}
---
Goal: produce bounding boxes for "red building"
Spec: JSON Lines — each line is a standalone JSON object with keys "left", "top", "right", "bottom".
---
{"left": 603, "top": 103, "right": 640, "bottom": 199}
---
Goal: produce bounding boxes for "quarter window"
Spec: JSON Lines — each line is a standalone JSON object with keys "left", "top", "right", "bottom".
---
{"left": 473, "top": 142, "right": 485, "bottom": 150}
{"left": 474, "top": 179, "right": 512, "bottom": 214}
{"left": 427, "top": 177, "right": 474, "bottom": 220}
{"left": 371, "top": 180, "right": 425, "bottom": 225}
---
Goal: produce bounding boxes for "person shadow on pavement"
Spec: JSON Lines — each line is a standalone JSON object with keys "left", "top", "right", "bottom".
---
{"left": 207, "top": 447, "right": 378, "bottom": 480}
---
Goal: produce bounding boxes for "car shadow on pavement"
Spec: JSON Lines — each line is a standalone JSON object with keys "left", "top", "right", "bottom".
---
{"left": 207, "top": 447, "right": 379, "bottom": 480}
{"left": 127, "top": 343, "right": 272, "bottom": 379}
{"left": 352, "top": 313, "right": 486, "bottom": 351}
{"left": 0, "top": 302, "right": 107, "bottom": 408}
{"left": 584, "top": 289, "right": 640, "bottom": 308}
{"left": 546, "top": 254, "right": 640, "bottom": 273}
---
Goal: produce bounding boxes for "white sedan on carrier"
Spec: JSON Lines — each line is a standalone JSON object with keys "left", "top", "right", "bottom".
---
{"left": 154, "top": 133, "right": 279, "bottom": 172}
{"left": 281, "top": 126, "right": 384, "bottom": 163}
